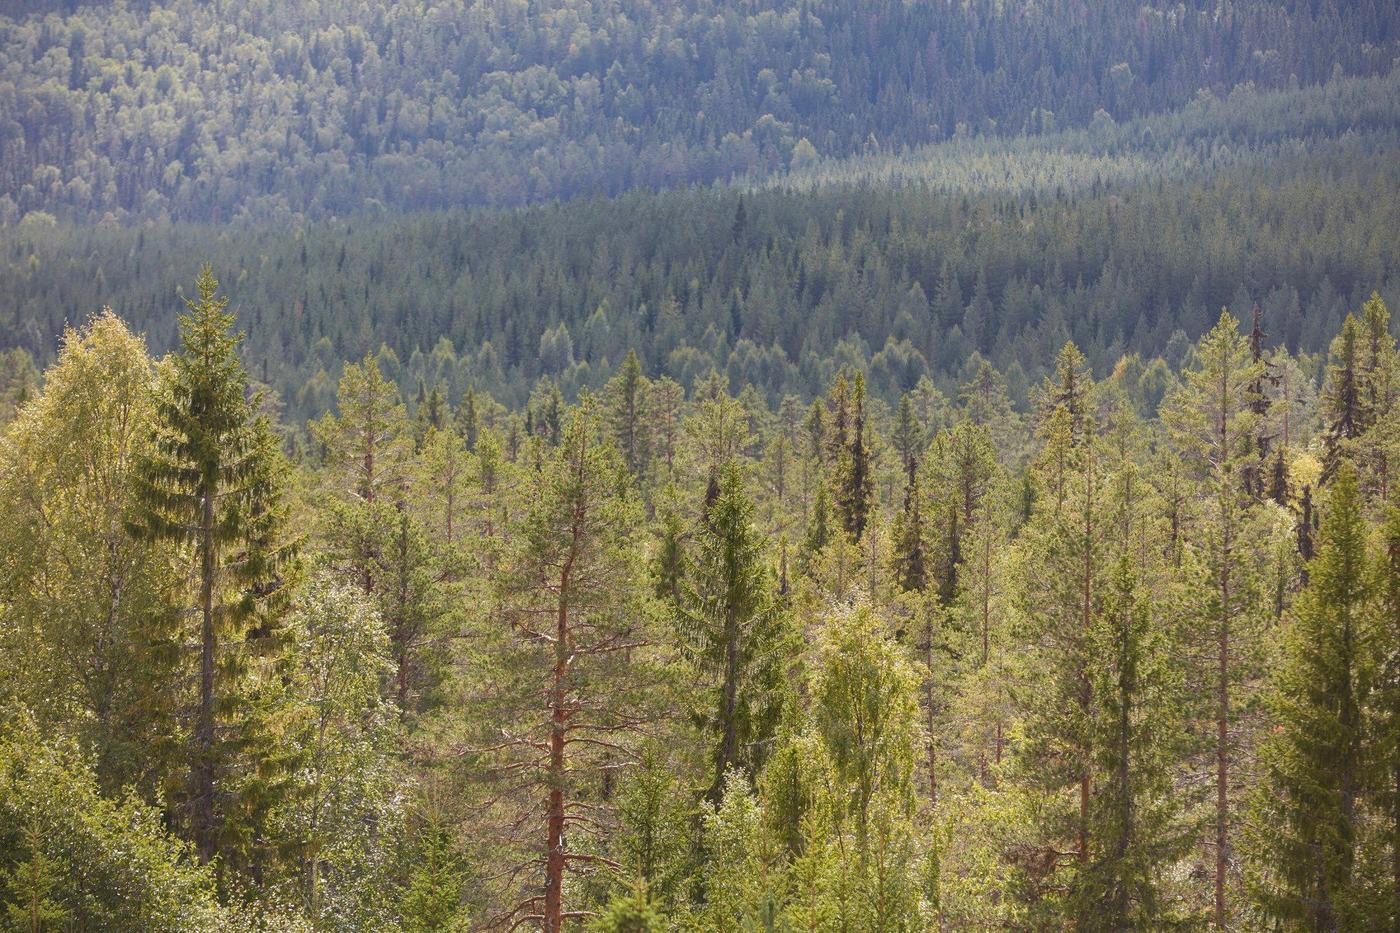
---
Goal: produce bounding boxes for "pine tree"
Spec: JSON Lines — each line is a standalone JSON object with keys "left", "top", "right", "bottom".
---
{"left": 1247, "top": 466, "right": 1371, "bottom": 931}
{"left": 678, "top": 461, "right": 786, "bottom": 799}
{"left": 648, "top": 377, "right": 684, "bottom": 479}
{"left": 952, "top": 491, "right": 1011, "bottom": 785}
{"left": 128, "top": 265, "right": 294, "bottom": 867}
{"left": 314, "top": 353, "right": 411, "bottom": 508}
{"left": 415, "top": 425, "right": 470, "bottom": 547}
{"left": 480, "top": 406, "right": 657, "bottom": 933}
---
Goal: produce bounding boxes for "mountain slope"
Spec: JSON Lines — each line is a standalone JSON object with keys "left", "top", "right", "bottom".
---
{"left": 2, "top": 0, "right": 1398, "bottom": 221}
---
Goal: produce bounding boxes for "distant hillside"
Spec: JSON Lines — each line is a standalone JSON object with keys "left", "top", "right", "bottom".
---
{"left": 4, "top": 73, "right": 1398, "bottom": 419}
{"left": 2, "top": 0, "right": 1398, "bottom": 222}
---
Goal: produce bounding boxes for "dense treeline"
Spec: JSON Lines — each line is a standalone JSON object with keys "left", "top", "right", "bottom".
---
{"left": 4, "top": 90, "right": 1398, "bottom": 422}
{"left": 2, "top": 0, "right": 1398, "bottom": 220}
{"left": 7, "top": 270, "right": 1400, "bottom": 930}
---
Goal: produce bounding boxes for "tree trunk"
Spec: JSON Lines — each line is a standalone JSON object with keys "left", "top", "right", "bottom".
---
{"left": 193, "top": 485, "right": 217, "bottom": 864}
{"left": 926, "top": 608, "right": 938, "bottom": 806}
{"left": 717, "top": 601, "right": 740, "bottom": 794}
{"left": 1079, "top": 459, "right": 1095, "bottom": 865}
{"left": 1215, "top": 512, "right": 1232, "bottom": 929}
{"left": 1392, "top": 760, "right": 1400, "bottom": 930}
{"left": 544, "top": 567, "right": 571, "bottom": 933}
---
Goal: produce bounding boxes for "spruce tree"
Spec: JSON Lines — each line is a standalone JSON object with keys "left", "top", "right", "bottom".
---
{"left": 1247, "top": 466, "right": 1371, "bottom": 931}
{"left": 1037, "top": 342, "right": 1093, "bottom": 446}
{"left": 890, "top": 464, "right": 928, "bottom": 594}
{"left": 128, "top": 265, "right": 294, "bottom": 866}
{"left": 455, "top": 384, "right": 479, "bottom": 450}
{"left": 1322, "top": 315, "right": 1364, "bottom": 486}
{"left": 607, "top": 349, "right": 651, "bottom": 479}
{"left": 317, "top": 357, "right": 446, "bottom": 714}
{"left": 1074, "top": 558, "right": 1189, "bottom": 929}
{"left": 678, "top": 460, "right": 786, "bottom": 798}
{"left": 832, "top": 371, "right": 874, "bottom": 541}
{"left": 927, "top": 420, "right": 997, "bottom": 605}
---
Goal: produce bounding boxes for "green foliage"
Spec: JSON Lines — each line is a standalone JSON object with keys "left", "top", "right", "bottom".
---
{"left": 6, "top": 202, "right": 1400, "bottom": 929}
{"left": 610, "top": 751, "right": 693, "bottom": 912}
{"left": 1074, "top": 559, "right": 1190, "bottom": 928}
{"left": 271, "top": 578, "right": 406, "bottom": 929}
{"left": 0, "top": 719, "right": 227, "bottom": 931}
{"left": 590, "top": 884, "right": 666, "bottom": 933}
{"left": 0, "top": 311, "right": 182, "bottom": 795}
{"left": 807, "top": 606, "right": 925, "bottom": 930}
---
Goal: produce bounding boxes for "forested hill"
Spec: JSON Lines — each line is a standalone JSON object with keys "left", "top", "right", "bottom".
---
{"left": 3, "top": 0, "right": 1399, "bottom": 221}
{"left": 4, "top": 73, "right": 1399, "bottom": 422}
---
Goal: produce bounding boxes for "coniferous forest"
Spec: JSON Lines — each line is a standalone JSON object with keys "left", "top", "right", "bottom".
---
{"left": 5, "top": 2, "right": 1400, "bottom": 932}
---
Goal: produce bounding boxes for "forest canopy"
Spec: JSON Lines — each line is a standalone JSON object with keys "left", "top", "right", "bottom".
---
{"left": 5, "top": 1, "right": 1400, "bottom": 929}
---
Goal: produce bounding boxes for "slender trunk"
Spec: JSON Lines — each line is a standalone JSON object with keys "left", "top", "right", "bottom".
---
{"left": 1214, "top": 364, "right": 1234, "bottom": 929}
{"left": 980, "top": 526, "right": 992, "bottom": 785}
{"left": 1079, "top": 459, "right": 1094, "bottom": 865}
{"left": 1216, "top": 507, "right": 1232, "bottom": 929}
{"left": 445, "top": 479, "right": 455, "bottom": 545}
{"left": 544, "top": 566, "right": 571, "bottom": 933}
{"left": 927, "top": 611, "right": 938, "bottom": 806}
{"left": 1111, "top": 630, "right": 1133, "bottom": 923}
{"left": 395, "top": 508, "right": 411, "bottom": 715}
{"left": 193, "top": 485, "right": 217, "bottom": 864}
{"left": 717, "top": 601, "right": 740, "bottom": 792}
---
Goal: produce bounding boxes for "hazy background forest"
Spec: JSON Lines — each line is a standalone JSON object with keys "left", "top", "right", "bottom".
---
{"left": 4, "top": 1, "right": 1400, "bottom": 931}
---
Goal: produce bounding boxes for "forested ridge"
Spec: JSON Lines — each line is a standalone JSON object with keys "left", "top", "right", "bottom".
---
{"left": 1, "top": 69, "right": 1398, "bottom": 427}
{"left": 2, "top": 0, "right": 1399, "bottom": 219}
{"left": 5, "top": 269, "right": 1400, "bottom": 930}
